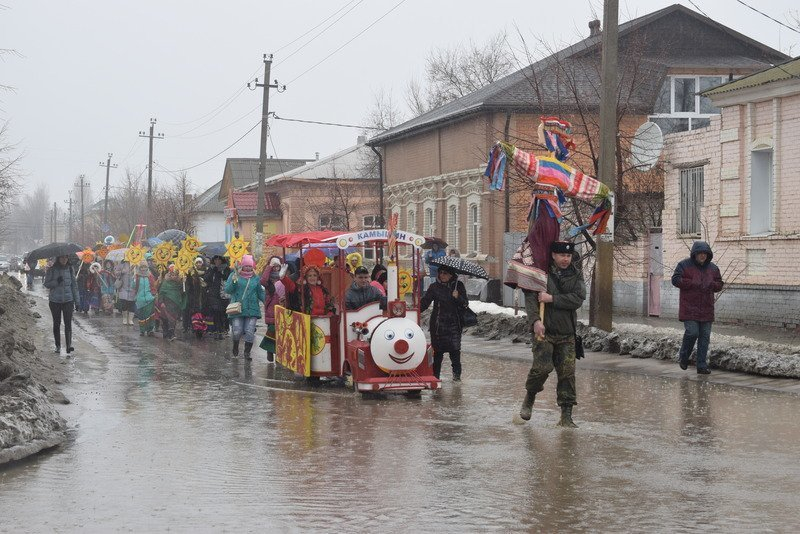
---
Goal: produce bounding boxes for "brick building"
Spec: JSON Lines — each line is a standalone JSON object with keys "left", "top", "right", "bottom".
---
{"left": 367, "top": 4, "right": 787, "bottom": 292}
{"left": 653, "top": 58, "right": 800, "bottom": 328}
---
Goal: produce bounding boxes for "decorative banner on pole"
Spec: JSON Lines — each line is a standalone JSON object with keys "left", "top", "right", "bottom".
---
{"left": 275, "top": 305, "right": 311, "bottom": 377}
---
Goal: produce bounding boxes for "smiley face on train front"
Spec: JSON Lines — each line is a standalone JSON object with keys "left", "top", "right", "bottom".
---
{"left": 369, "top": 317, "right": 427, "bottom": 373}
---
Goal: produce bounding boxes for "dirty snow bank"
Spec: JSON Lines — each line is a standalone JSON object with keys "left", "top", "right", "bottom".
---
{"left": 467, "top": 309, "right": 800, "bottom": 379}
{"left": 0, "top": 274, "right": 67, "bottom": 465}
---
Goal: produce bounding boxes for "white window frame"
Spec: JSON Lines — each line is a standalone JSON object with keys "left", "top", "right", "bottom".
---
{"left": 679, "top": 166, "right": 704, "bottom": 235}
{"left": 423, "top": 204, "right": 435, "bottom": 236}
{"left": 649, "top": 74, "right": 727, "bottom": 131}
{"left": 467, "top": 202, "right": 480, "bottom": 253}
{"left": 447, "top": 203, "right": 459, "bottom": 251}
{"left": 362, "top": 215, "right": 379, "bottom": 229}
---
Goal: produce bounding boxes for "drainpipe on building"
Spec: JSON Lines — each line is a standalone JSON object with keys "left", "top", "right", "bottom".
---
{"left": 370, "top": 145, "right": 385, "bottom": 227}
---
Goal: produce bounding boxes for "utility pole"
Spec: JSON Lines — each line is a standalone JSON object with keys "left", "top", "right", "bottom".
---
{"left": 64, "top": 192, "right": 74, "bottom": 242}
{"left": 99, "top": 153, "right": 117, "bottom": 230}
{"left": 78, "top": 175, "right": 91, "bottom": 245}
{"left": 593, "top": 0, "right": 619, "bottom": 332}
{"left": 249, "top": 54, "right": 285, "bottom": 235}
{"left": 139, "top": 118, "right": 164, "bottom": 236}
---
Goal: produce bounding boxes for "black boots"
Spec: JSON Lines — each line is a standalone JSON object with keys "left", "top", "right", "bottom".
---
{"left": 519, "top": 392, "right": 535, "bottom": 421}
{"left": 557, "top": 405, "right": 578, "bottom": 428}
{"left": 244, "top": 342, "right": 253, "bottom": 360}
{"left": 232, "top": 340, "right": 239, "bottom": 357}
{"left": 266, "top": 352, "right": 275, "bottom": 363}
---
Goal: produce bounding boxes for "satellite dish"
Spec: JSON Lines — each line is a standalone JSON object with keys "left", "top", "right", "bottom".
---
{"left": 630, "top": 121, "right": 663, "bottom": 171}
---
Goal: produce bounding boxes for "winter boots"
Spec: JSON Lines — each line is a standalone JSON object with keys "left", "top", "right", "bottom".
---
{"left": 244, "top": 342, "right": 253, "bottom": 361}
{"left": 557, "top": 405, "right": 578, "bottom": 428}
{"left": 122, "top": 311, "right": 135, "bottom": 326}
{"left": 266, "top": 352, "right": 275, "bottom": 363}
{"left": 519, "top": 392, "right": 536, "bottom": 421}
{"left": 232, "top": 340, "right": 239, "bottom": 358}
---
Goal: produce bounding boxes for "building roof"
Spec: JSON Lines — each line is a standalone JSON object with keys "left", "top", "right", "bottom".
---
{"left": 231, "top": 191, "right": 281, "bottom": 217}
{"left": 195, "top": 180, "right": 225, "bottom": 214}
{"left": 702, "top": 56, "right": 800, "bottom": 96}
{"left": 239, "top": 144, "right": 375, "bottom": 191}
{"left": 368, "top": 4, "right": 788, "bottom": 146}
{"left": 225, "top": 157, "right": 310, "bottom": 191}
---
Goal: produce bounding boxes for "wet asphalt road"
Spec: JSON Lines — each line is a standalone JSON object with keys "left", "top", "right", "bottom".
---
{"left": 2, "top": 302, "right": 800, "bottom": 532}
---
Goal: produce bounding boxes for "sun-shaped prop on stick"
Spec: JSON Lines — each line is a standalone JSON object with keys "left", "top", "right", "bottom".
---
{"left": 181, "top": 236, "right": 202, "bottom": 256}
{"left": 124, "top": 244, "right": 147, "bottom": 266}
{"left": 225, "top": 236, "right": 249, "bottom": 267}
{"left": 174, "top": 250, "right": 194, "bottom": 278}
{"left": 152, "top": 241, "right": 177, "bottom": 271}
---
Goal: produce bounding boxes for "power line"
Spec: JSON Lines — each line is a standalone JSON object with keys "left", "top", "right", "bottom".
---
{"left": 273, "top": 114, "right": 384, "bottom": 130}
{"left": 686, "top": 0, "right": 709, "bottom": 18}
{"left": 274, "top": 0, "right": 361, "bottom": 55}
{"left": 285, "top": 0, "right": 409, "bottom": 85}
{"left": 172, "top": 103, "right": 261, "bottom": 139}
{"left": 158, "top": 120, "right": 262, "bottom": 173}
{"left": 734, "top": 0, "right": 800, "bottom": 35}
{"left": 274, "top": 0, "right": 365, "bottom": 67}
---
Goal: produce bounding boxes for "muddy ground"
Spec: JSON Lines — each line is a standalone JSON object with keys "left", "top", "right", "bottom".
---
{"left": 465, "top": 310, "right": 800, "bottom": 378}
{"left": 0, "top": 274, "right": 67, "bottom": 465}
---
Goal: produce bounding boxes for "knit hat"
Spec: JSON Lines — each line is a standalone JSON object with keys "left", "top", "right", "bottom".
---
{"left": 241, "top": 255, "right": 255, "bottom": 268}
{"left": 269, "top": 256, "right": 282, "bottom": 268}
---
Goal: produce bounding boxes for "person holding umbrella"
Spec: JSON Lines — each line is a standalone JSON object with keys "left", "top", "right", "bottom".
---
{"left": 420, "top": 264, "right": 469, "bottom": 381}
{"left": 43, "top": 255, "right": 80, "bottom": 354}
{"left": 423, "top": 241, "right": 447, "bottom": 287}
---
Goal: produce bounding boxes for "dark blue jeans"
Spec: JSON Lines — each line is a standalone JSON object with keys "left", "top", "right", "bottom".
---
{"left": 680, "top": 320, "right": 712, "bottom": 370}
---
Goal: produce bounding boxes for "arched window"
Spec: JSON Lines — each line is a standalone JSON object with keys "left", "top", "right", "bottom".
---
{"left": 424, "top": 207, "right": 434, "bottom": 235}
{"left": 468, "top": 203, "right": 479, "bottom": 252}
{"left": 407, "top": 209, "right": 416, "bottom": 233}
{"left": 447, "top": 205, "right": 458, "bottom": 250}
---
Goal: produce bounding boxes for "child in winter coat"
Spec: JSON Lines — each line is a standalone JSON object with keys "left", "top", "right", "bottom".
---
{"left": 259, "top": 257, "right": 286, "bottom": 362}
{"left": 157, "top": 266, "right": 186, "bottom": 341}
{"left": 225, "top": 255, "right": 266, "bottom": 360}
{"left": 134, "top": 260, "right": 158, "bottom": 336}
{"left": 99, "top": 259, "right": 117, "bottom": 315}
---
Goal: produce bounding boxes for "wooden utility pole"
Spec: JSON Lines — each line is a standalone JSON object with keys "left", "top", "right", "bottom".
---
{"left": 250, "top": 54, "right": 284, "bottom": 234}
{"left": 139, "top": 118, "right": 164, "bottom": 236}
{"left": 78, "top": 174, "right": 90, "bottom": 245}
{"left": 593, "top": 0, "right": 619, "bottom": 332}
{"left": 64, "top": 193, "right": 73, "bottom": 242}
{"left": 99, "top": 153, "right": 117, "bottom": 230}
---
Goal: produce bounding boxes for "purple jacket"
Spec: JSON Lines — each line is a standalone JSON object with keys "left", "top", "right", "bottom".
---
{"left": 671, "top": 241, "right": 723, "bottom": 322}
{"left": 260, "top": 270, "right": 285, "bottom": 325}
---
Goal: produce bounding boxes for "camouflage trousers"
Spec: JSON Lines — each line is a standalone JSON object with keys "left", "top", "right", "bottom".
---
{"left": 525, "top": 334, "right": 577, "bottom": 407}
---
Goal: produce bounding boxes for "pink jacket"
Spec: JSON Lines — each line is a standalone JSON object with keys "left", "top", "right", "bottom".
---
{"left": 262, "top": 280, "right": 285, "bottom": 325}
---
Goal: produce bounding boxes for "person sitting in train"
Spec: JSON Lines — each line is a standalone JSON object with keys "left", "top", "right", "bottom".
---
{"left": 280, "top": 264, "right": 335, "bottom": 316}
{"left": 345, "top": 266, "right": 385, "bottom": 310}
{"left": 370, "top": 263, "right": 387, "bottom": 296}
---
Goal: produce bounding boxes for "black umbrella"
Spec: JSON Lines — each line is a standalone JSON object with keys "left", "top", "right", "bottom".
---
{"left": 156, "top": 229, "right": 188, "bottom": 246}
{"left": 421, "top": 236, "right": 448, "bottom": 250}
{"left": 199, "top": 242, "right": 227, "bottom": 257}
{"left": 26, "top": 242, "right": 82, "bottom": 263}
{"left": 431, "top": 256, "right": 489, "bottom": 279}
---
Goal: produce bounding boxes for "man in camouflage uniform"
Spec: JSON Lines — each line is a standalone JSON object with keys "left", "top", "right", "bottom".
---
{"left": 520, "top": 241, "right": 586, "bottom": 427}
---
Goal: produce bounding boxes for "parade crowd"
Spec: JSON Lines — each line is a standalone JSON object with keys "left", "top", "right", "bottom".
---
{"left": 34, "top": 238, "right": 723, "bottom": 429}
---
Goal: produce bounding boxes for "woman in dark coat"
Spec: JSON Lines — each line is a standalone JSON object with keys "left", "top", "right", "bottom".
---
{"left": 43, "top": 255, "right": 80, "bottom": 354}
{"left": 203, "top": 255, "right": 231, "bottom": 340}
{"left": 420, "top": 265, "right": 469, "bottom": 381}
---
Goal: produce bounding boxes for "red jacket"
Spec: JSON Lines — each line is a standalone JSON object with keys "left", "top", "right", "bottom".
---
{"left": 282, "top": 276, "right": 330, "bottom": 316}
{"left": 671, "top": 241, "right": 723, "bottom": 322}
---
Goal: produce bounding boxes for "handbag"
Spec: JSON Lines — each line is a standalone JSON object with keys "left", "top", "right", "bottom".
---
{"left": 460, "top": 306, "right": 479, "bottom": 328}
{"left": 225, "top": 277, "right": 250, "bottom": 316}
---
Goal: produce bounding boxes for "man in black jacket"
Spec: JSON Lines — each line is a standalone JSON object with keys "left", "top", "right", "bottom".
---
{"left": 345, "top": 266, "right": 383, "bottom": 310}
{"left": 519, "top": 241, "right": 586, "bottom": 427}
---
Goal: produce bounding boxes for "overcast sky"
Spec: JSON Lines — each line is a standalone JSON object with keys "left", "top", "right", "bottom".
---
{"left": 2, "top": 0, "right": 799, "bottom": 204}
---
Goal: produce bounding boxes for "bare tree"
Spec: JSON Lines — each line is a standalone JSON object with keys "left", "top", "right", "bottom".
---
{"left": 150, "top": 172, "right": 198, "bottom": 235}
{"left": 9, "top": 183, "right": 48, "bottom": 251}
{"left": 405, "top": 31, "right": 516, "bottom": 116}
{"left": 0, "top": 122, "right": 21, "bottom": 244}
{"left": 302, "top": 167, "right": 378, "bottom": 232}
{"left": 109, "top": 168, "right": 147, "bottom": 237}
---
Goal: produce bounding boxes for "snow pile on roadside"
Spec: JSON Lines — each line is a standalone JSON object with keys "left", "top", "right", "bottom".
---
{"left": 0, "top": 274, "right": 67, "bottom": 465}
{"left": 469, "top": 301, "right": 526, "bottom": 316}
{"left": 468, "top": 308, "right": 800, "bottom": 379}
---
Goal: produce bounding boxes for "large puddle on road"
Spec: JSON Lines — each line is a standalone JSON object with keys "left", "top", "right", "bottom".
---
{"left": 2, "top": 314, "right": 800, "bottom": 531}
